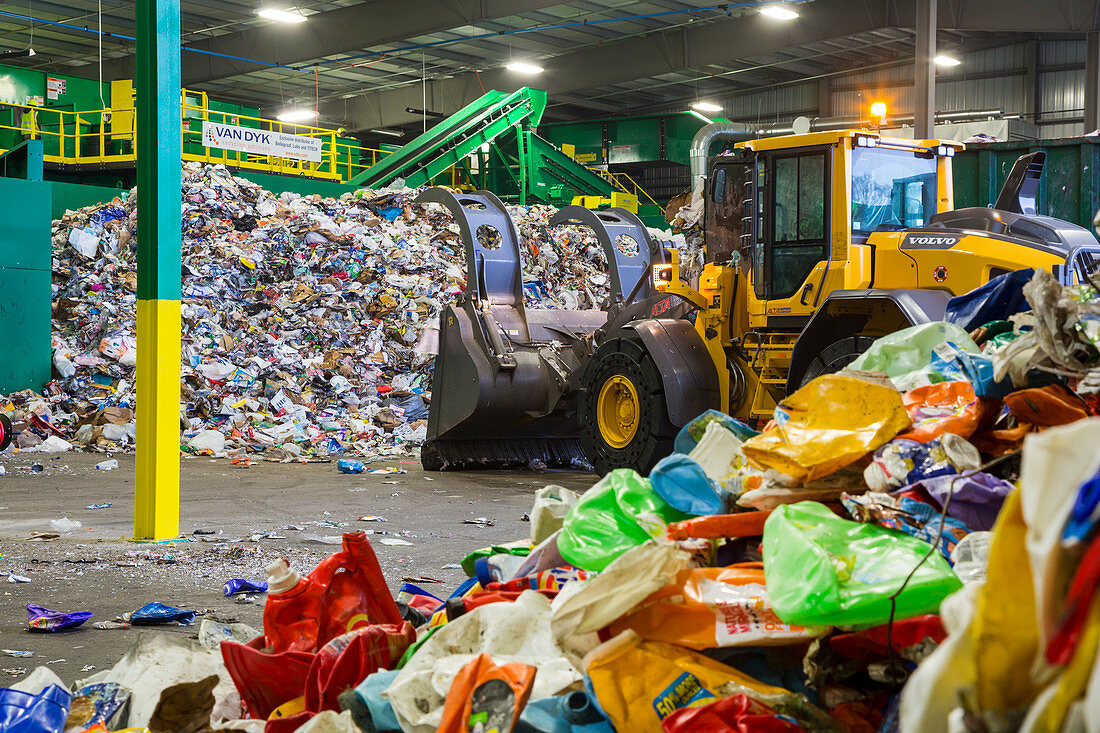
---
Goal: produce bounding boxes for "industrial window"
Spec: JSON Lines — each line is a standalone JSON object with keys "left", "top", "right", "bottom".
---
{"left": 851, "top": 146, "right": 938, "bottom": 235}
{"left": 770, "top": 152, "right": 827, "bottom": 299}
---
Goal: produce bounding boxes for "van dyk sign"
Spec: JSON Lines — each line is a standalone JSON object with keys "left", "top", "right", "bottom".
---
{"left": 201, "top": 121, "right": 323, "bottom": 163}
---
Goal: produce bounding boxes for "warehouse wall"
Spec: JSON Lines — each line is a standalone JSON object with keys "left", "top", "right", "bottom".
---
{"left": 720, "top": 38, "right": 1089, "bottom": 139}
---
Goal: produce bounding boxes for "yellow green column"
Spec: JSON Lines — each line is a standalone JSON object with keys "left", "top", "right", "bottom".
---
{"left": 135, "top": 0, "right": 182, "bottom": 539}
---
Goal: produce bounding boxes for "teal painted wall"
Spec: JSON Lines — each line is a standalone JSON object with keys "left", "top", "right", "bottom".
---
{"left": 0, "top": 177, "right": 52, "bottom": 392}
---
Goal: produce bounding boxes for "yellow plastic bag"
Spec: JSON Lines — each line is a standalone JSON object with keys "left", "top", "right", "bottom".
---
{"left": 584, "top": 630, "right": 836, "bottom": 732}
{"left": 971, "top": 489, "right": 1044, "bottom": 719}
{"left": 742, "top": 374, "right": 910, "bottom": 484}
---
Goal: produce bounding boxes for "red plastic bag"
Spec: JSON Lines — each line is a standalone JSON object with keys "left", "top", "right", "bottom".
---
{"left": 264, "top": 622, "right": 417, "bottom": 733}
{"left": 660, "top": 694, "right": 799, "bottom": 733}
{"left": 897, "top": 381, "right": 984, "bottom": 443}
{"left": 221, "top": 637, "right": 314, "bottom": 720}
{"left": 263, "top": 531, "right": 402, "bottom": 654}
{"left": 828, "top": 615, "right": 946, "bottom": 662}
{"left": 305, "top": 622, "right": 415, "bottom": 713}
{"left": 437, "top": 653, "right": 536, "bottom": 733}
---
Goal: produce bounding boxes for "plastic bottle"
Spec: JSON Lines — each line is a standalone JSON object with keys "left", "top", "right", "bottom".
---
{"left": 337, "top": 458, "right": 365, "bottom": 474}
{"left": 261, "top": 533, "right": 402, "bottom": 653}
{"left": 95, "top": 459, "right": 119, "bottom": 470}
{"left": 262, "top": 558, "right": 324, "bottom": 653}
{"left": 313, "top": 531, "right": 402, "bottom": 642}
{"left": 515, "top": 690, "right": 616, "bottom": 733}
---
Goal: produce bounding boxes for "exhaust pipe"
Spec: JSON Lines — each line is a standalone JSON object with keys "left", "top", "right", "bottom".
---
{"left": 689, "top": 121, "right": 754, "bottom": 181}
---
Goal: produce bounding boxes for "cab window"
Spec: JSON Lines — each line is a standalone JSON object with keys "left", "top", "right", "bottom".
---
{"left": 851, "top": 146, "right": 937, "bottom": 236}
{"left": 769, "top": 151, "right": 827, "bottom": 299}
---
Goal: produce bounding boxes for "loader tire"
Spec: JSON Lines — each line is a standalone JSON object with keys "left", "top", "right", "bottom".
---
{"left": 797, "top": 335, "right": 876, "bottom": 389}
{"left": 580, "top": 333, "right": 676, "bottom": 476}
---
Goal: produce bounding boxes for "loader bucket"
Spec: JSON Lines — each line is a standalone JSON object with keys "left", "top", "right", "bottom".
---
{"left": 418, "top": 190, "right": 665, "bottom": 470}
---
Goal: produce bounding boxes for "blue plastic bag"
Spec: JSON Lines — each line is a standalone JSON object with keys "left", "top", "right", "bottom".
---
{"left": 26, "top": 604, "right": 93, "bottom": 632}
{"left": 129, "top": 602, "right": 195, "bottom": 626}
{"left": 338, "top": 458, "right": 366, "bottom": 474}
{"left": 222, "top": 579, "right": 268, "bottom": 596}
{"left": 0, "top": 684, "right": 70, "bottom": 733}
{"left": 648, "top": 454, "right": 724, "bottom": 515}
{"left": 673, "top": 409, "right": 759, "bottom": 454}
{"left": 945, "top": 268, "right": 1034, "bottom": 331}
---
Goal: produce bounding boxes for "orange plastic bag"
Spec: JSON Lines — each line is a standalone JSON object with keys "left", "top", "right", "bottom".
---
{"left": 897, "top": 381, "right": 983, "bottom": 443}
{"left": 742, "top": 375, "right": 910, "bottom": 484}
{"left": 1004, "top": 384, "right": 1090, "bottom": 427}
{"left": 666, "top": 512, "right": 772, "bottom": 541}
{"left": 437, "top": 653, "right": 536, "bottom": 733}
{"left": 607, "top": 564, "right": 829, "bottom": 649}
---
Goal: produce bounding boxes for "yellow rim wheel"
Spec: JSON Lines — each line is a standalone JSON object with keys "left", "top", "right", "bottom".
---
{"left": 597, "top": 375, "right": 640, "bottom": 449}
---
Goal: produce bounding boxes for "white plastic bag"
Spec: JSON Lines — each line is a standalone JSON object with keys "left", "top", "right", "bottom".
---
{"left": 550, "top": 539, "right": 689, "bottom": 640}
{"left": 529, "top": 485, "right": 579, "bottom": 545}
{"left": 384, "top": 590, "right": 588, "bottom": 733}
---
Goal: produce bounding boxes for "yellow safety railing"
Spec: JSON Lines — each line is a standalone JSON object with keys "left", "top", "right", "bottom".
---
{"left": 0, "top": 95, "right": 663, "bottom": 206}
{"left": 587, "top": 166, "right": 665, "bottom": 213}
{"left": 0, "top": 91, "right": 388, "bottom": 184}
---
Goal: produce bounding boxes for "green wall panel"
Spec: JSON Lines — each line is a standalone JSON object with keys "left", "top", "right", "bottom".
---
{"left": 0, "top": 266, "right": 50, "bottom": 392}
{"left": 0, "top": 177, "right": 52, "bottom": 392}
{"left": 952, "top": 137, "right": 1100, "bottom": 230}
{"left": 233, "top": 169, "right": 356, "bottom": 198}
{"left": 50, "top": 181, "right": 127, "bottom": 219}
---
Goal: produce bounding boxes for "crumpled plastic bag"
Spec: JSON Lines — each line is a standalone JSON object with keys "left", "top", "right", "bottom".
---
{"left": 584, "top": 630, "right": 837, "bottom": 733}
{"left": 383, "top": 590, "right": 590, "bottom": 733}
{"left": 436, "top": 653, "right": 536, "bottom": 733}
{"left": 994, "top": 268, "right": 1100, "bottom": 387}
{"left": 550, "top": 539, "right": 688, "bottom": 640}
{"left": 557, "top": 469, "right": 691, "bottom": 572}
{"left": 945, "top": 268, "right": 1034, "bottom": 331}
{"left": 75, "top": 632, "right": 241, "bottom": 729}
{"left": 528, "top": 485, "right": 579, "bottom": 546}
{"left": 897, "top": 380, "right": 984, "bottom": 443}
{"left": 762, "top": 501, "right": 962, "bottom": 627}
{"left": 742, "top": 375, "right": 911, "bottom": 485}
{"left": 674, "top": 409, "right": 759, "bottom": 454}
{"left": 607, "top": 563, "right": 829, "bottom": 650}
{"left": 649, "top": 453, "right": 725, "bottom": 515}
{"left": 848, "top": 322, "right": 981, "bottom": 380}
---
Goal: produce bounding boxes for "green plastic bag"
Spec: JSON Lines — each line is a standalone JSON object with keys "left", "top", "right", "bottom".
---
{"left": 460, "top": 544, "right": 531, "bottom": 577}
{"left": 849, "top": 322, "right": 980, "bottom": 378}
{"left": 557, "top": 469, "right": 691, "bottom": 572}
{"left": 762, "top": 502, "right": 962, "bottom": 627}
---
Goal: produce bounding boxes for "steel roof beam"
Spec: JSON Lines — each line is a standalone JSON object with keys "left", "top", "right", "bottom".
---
{"left": 101, "top": 0, "right": 568, "bottom": 85}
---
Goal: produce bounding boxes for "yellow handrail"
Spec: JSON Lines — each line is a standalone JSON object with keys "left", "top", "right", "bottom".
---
{"left": 0, "top": 93, "right": 663, "bottom": 206}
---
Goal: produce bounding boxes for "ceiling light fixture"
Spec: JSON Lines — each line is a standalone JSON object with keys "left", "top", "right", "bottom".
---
{"left": 256, "top": 7, "right": 307, "bottom": 23}
{"left": 370, "top": 128, "right": 405, "bottom": 138}
{"left": 692, "top": 101, "right": 723, "bottom": 112}
{"left": 690, "top": 109, "right": 714, "bottom": 124}
{"left": 506, "top": 61, "right": 544, "bottom": 74}
{"left": 276, "top": 108, "right": 316, "bottom": 123}
{"left": 0, "top": 48, "right": 36, "bottom": 60}
{"left": 934, "top": 54, "right": 961, "bottom": 67}
{"left": 759, "top": 4, "right": 799, "bottom": 20}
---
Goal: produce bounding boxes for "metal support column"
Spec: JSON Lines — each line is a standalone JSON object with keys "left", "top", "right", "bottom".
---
{"left": 135, "top": 0, "right": 182, "bottom": 539}
{"left": 1087, "top": 32, "right": 1100, "bottom": 132}
{"left": 914, "top": 0, "right": 936, "bottom": 139}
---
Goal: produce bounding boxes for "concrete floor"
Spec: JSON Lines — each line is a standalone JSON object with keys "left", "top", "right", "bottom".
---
{"left": 0, "top": 451, "right": 595, "bottom": 686}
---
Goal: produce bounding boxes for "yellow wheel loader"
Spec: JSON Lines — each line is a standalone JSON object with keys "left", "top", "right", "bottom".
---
{"left": 422, "top": 129, "right": 1100, "bottom": 474}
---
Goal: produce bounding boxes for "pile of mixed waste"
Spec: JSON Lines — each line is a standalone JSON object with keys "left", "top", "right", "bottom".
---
{"left": 10, "top": 163, "right": 621, "bottom": 460}
{"left": 5, "top": 269, "right": 1100, "bottom": 731}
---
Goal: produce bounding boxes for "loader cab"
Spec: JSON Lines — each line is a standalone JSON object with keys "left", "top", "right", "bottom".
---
{"left": 705, "top": 132, "right": 959, "bottom": 328}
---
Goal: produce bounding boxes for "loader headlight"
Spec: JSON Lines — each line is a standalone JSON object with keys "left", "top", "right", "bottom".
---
{"left": 652, "top": 263, "right": 673, "bottom": 291}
